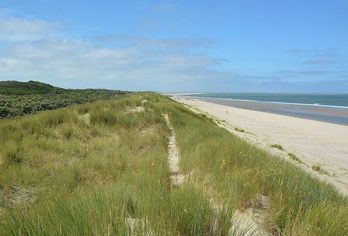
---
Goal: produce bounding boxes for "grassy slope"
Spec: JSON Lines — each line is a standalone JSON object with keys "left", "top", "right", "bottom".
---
{"left": 0, "top": 93, "right": 347, "bottom": 235}
{"left": 168, "top": 102, "right": 348, "bottom": 235}
{"left": 0, "top": 81, "right": 64, "bottom": 95}
{"left": 0, "top": 81, "right": 127, "bottom": 119}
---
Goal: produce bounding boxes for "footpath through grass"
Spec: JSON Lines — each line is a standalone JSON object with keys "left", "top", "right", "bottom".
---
{"left": 0, "top": 93, "right": 347, "bottom": 235}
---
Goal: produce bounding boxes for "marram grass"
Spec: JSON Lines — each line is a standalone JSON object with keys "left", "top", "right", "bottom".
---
{"left": 0, "top": 93, "right": 347, "bottom": 235}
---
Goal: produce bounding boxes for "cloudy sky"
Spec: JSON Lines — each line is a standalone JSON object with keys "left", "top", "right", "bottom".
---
{"left": 0, "top": 0, "right": 347, "bottom": 92}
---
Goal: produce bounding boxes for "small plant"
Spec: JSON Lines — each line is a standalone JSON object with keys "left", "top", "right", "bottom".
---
{"left": 40, "top": 110, "right": 76, "bottom": 128}
{"left": 77, "top": 105, "right": 90, "bottom": 114}
{"left": 234, "top": 127, "right": 245, "bottom": 133}
{"left": 3, "top": 143, "right": 23, "bottom": 165}
{"left": 90, "top": 110, "right": 118, "bottom": 126}
{"left": 312, "top": 164, "right": 329, "bottom": 175}
{"left": 312, "top": 164, "right": 321, "bottom": 171}
{"left": 89, "top": 127, "right": 100, "bottom": 137}
{"left": 271, "top": 144, "right": 284, "bottom": 151}
{"left": 124, "top": 193, "right": 138, "bottom": 217}
{"left": 288, "top": 153, "right": 303, "bottom": 164}
{"left": 61, "top": 125, "right": 74, "bottom": 140}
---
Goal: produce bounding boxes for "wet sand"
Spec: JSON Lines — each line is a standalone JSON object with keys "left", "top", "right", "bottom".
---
{"left": 194, "top": 97, "right": 348, "bottom": 125}
{"left": 175, "top": 96, "right": 348, "bottom": 196}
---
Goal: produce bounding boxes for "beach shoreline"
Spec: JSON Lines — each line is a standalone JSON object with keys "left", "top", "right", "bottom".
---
{"left": 188, "top": 96, "right": 348, "bottom": 125}
{"left": 174, "top": 96, "right": 348, "bottom": 196}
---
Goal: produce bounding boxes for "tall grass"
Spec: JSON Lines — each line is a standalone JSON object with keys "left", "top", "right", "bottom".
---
{"left": 0, "top": 93, "right": 228, "bottom": 235}
{"left": 0, "top": 93, "right": 347, "bottom": 235}
{"left": 166, "top": 100, "right": 348, "bottom": 235}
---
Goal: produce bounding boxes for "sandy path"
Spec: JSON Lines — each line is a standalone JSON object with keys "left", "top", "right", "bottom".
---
{"left": 175, "top": 97, "right": 348, "bottom": 196}
{"left": 163, "top": 113, "right": 185, "bottom": 186}
{"left": 163, "top": 114, "right": 270, "bottom": 235}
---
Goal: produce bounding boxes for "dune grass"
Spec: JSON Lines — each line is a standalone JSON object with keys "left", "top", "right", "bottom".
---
{"left": 0, "top": 93, "right": 347, "bottom": 235}
{"left": 159, "top": 97, "right": 348, "bottom": 235}
{"left": 287, "top": 153, "right": 303, "bottom": 164}
{"left": 270, "top": 144, "right": 284, "bottom": 151}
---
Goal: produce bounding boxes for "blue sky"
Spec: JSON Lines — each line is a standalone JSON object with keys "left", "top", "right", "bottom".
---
{"left": 0, "top": 0, "right": 347, "bottom": 92}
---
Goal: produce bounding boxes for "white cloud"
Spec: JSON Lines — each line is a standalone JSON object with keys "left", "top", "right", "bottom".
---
{"left": 0, "top": 17, "right": 55, "bottom": 41}
{"left": 1, "top": 9, "right": 345, "bottom": 92}
{"left": 0, "top": 38, "right": 229, "bottom": 90}
{"left": 0, "top": 9, "right": 224, "bottom": 91}
{"left": 1, "top": 36, "right": 346, "bottom": 92}
{"left": 0, "top": 8, "right": 57, "bottom": 42}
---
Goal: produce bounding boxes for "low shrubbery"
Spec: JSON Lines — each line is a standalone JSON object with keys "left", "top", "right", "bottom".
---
{"left": 0, "top": 81, "right": 127, "bottom": 119}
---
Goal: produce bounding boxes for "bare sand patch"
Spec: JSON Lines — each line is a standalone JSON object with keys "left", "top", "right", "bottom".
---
{"left": 0, "top": 185, "right": 35, "bottom": 208}
{"left": 78, "top": 113, "right": 90, "bottom": 126}
{"left": 128, "top": 106, "right": 145, "bottom": 113}
{"left": 162, "top": 113, "right": 185, "bottom": 186}
{"left": 125, "top": 217, "right": 153, "bottom": 236}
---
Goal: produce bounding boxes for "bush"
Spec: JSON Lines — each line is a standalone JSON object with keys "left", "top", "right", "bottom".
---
{"left": 0, "top": 84, "right": 128, "bottom": 120}
{"left": 40, "top": 110, "right": 77, "bottom": 128}
{"left": 0, "top": 107, "right": 11, "bottom": 118}
{"left": 2, "top": 142, "right": 23, "bottom": 165}
{"left": 61, "top": 124, "right": 74, "bottom": 140}
{"left": 90, "top": 110, "right": 118, "bottom": 126}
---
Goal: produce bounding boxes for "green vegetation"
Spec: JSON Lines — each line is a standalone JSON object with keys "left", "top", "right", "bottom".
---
{"left": 0, "top": 80, "right": 64, "bottom": 95}
{"left": 270, "top": 143, "right": 284, "bottom": 151}
{"left": 312, "top": 164, "right": 329, "bottom": 175}
{"left": 169, "top": 100, "right": 347, "bottom": 235}
{"left": 0, "top": 80, "right": 127, "bottom": 119}
{"left": 288, "top": 152, "right": 303, "bottom": 164}
{"left": 234, "top": 127, "right": 245, "bottom": 132}
{"left": 0, "top": 92, "right": 347, "bottom": 235}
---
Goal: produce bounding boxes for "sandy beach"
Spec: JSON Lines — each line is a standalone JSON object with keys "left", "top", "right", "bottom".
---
{"left": 193, "top": 97, "right": 348, "bottom": 125}
{"left": 175, "top": 96, "right": 348, "bottom": 196}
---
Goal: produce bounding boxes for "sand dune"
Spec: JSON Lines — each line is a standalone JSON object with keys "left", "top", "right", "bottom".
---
{"left": 176, "top": 97, "right": 348, "bottom": 196}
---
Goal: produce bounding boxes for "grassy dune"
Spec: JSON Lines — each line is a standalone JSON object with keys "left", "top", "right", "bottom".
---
{"left": 0, "top": 93, "right": 347, "bottom": 235}
{"left": 0, "top": 80, "right": 127, "bottom": 119}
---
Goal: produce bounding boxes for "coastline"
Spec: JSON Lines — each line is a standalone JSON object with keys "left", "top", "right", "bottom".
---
{"left": 174, "top": 96, "right": 348, "bottom": 196}
{"left": 190, "top": 96, "right": 348, "bottom": 109}
{"left": 189, "top": 96, "right": 348, "bottom": 125}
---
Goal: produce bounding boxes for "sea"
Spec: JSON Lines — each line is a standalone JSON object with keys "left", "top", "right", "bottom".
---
{"left": 188, "top": 93, "right": 348, "bottom": 108}
{"left": 185, "top": 93, "right": 348, "bottom": 125}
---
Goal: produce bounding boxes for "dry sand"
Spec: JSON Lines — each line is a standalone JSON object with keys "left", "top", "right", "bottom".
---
{"left": 175, "top": 97, "right": 348, "bottom": 196}
{"left": 163, "top": 113, "right": 185, "bottom": 186}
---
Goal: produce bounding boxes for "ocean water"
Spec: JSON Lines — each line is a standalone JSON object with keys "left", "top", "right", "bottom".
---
{"left": 185, "top": 93, "right": 348, "bottom": 125}
{"left": 190, "top": 93, "right": 348, "bottom": 108}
